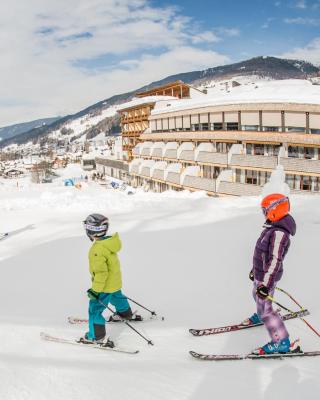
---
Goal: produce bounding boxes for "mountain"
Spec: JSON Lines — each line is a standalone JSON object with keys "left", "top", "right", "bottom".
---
{"left": 1, "top": 56, "right": 319, "bottom": 148}
{"left": 0, "top": 117, "right": 61, "bottom": 142}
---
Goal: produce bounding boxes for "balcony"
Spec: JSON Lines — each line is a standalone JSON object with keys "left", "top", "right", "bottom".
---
{"left": 152, "top": 169, "right": 164, "bottom": 180}
{"left": 196, "top": 152, "right": 228, "bottom": 165}
{"left": 218, "top": 181, "right": 262, "bottom": 196}
{"left": 280, "top": 157, "right": 320, "bottom": 174}
{"left": 178, "top": 150, "right": 195, "bottom": 162}
{"left": 230, "top": 154, "right": 278, "bottom": 170}
{"left": 140, "top": 166, "right": 152, "bottom": 177}
{"left": 130, "top": 164, "right": 140, "bottom": 174}
{"left": 183, "top": 176, "right": 216, "bottom": 192}
{"left": 141, "top": 148, "right": 150, "bottom": 157}
{"left": 151, "top": 148, "right": 163, "bottom": 158}
{"left": 166, "top": 172, "right": 181, "bottom": 185}
{"left": 164, "top": 149, "right": 178, "bottom": 159}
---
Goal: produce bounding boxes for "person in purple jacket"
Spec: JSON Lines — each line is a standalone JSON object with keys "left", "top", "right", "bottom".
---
{"left": 245, "top": 193, "right": 300, "bottom": 355}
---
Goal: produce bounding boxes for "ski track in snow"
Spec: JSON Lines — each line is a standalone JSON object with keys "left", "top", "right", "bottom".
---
{"left": 0, "top": 165, "right": 319, "bottom": 400}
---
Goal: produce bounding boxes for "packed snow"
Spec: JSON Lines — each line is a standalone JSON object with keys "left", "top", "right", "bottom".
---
{"left": 0, "top": 164, "right": 319, "bottom": 400}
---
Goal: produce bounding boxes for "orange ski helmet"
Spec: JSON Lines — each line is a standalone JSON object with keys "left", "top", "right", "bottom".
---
{"left": 261, "top": 193, "right": 290, "bottom": 222}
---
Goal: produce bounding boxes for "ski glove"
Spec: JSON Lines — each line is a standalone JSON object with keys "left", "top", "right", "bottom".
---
{"left": 249, "top": 269, "right": 254, "bottom": 281}
{"left": 87, "top": 288, "right": 100, "bottom": 300}
{"left": 256, "top": 284, "right": 269, "bottom": 300}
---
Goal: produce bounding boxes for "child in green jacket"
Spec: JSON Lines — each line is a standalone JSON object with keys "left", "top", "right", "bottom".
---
{"left": 80, "top": 213, "right": 139, "bottom": 347}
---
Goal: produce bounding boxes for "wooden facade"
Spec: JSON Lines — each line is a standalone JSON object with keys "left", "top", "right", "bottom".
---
{"left": 119, "top": 81, "right": 192, "bottom": 160}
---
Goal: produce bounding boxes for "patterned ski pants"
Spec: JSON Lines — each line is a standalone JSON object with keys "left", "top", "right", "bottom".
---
{"left": 253, "top": 281, "right": 289, "bottom": 342}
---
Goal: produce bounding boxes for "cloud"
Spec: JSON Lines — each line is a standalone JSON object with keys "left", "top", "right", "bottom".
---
{"left": 262, "top": 18, "right": 276, "bottom": 29}
{"left": 284, "top": 17, "right": 320, "bottom": 25}
{"left": 294, "top": 0, "right": 307, "bottom": 8}
{"left": 280, "top": 37, "right": 320, "bottom": 65}
{"left": 0, "top": 0, "right": 229, "bottom": 126}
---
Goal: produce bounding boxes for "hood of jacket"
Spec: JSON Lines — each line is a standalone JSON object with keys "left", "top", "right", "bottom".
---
{"left": 97, "top": 232, "right": 121, "bottom": 253}
{"left": 265, "top": 214, "right": 296, "bottom": 236}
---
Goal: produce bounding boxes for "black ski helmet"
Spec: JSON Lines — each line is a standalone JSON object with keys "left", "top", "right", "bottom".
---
{"left": 83, "top": 214, "right": 109, "bottom": 240}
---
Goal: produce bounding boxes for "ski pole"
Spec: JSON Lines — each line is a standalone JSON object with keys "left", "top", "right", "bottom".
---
{"left": 96, "top": 298, "right": 154, "bottom": 346}
{"left": 276, "top": 287, "right": 304, "bottom": 310}
{"left": 126, "top": 296, "right": 157, "bottom": 317}
{"left": 267, "top": 295, "right": 320, "bottom": 338}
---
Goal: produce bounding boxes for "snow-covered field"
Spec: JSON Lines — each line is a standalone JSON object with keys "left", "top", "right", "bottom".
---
{"left": 1, "top": 165, "right": 319, "bottom": 400}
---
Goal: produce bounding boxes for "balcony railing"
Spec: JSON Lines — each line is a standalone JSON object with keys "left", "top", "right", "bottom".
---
{"left": 141, "top": 148, "right": 151, "bottom": 157}
{"left": 151, "top": 148, "right": 163, "bottom": 158}
{"left": 230, "top": 154, "right": 278, "bottom": 170}
{"left": 166, "top": 172, "right": 181, "bottom": 185}
{"left": 196, "top": 152, "right": 228, "bottom": 165}
{"left": 183, "top": 176, "right": 216, "bottom": 192}
{"left": 164, "top": 149, "right": 178, "bottom": 159}
{"left": 152, "top": 169, "right": 165, "bottom": 180}
{"left": 218, "top": 181, "right": 262, "bottom": 196}
{"left": 130, "top": 165, "right": 140, "bottom": 174}
{"left": 178, "top": 150, "right": 195, "bottom": 162}
{"left": 280, "top": 157, "right": 320, "bottom": 174}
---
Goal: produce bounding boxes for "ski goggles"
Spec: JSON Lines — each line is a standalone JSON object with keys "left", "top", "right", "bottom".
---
{"left": 261, "top": 196, "right": 289, "bottom": 216}
{"left": 83, "top": 223, "right": 108, "bottom": 232}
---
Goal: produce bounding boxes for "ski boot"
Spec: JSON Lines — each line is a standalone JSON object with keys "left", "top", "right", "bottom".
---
{"left": 241, "top": 312, "right": 262, "bottom": 326}
{"left": 78, "top": 333, "right": 104, "bottom": 345}
{"left": 100, "top": 338, "right": 115, "bottom": 348}
{"left": 78, "top": 333, "right": 115, "bottom": 348}
{"left": 252, "top": 338, "right": 302, "bottom": 355}
{"left": 108, "top": 311, "right": 143, "bottom": 322}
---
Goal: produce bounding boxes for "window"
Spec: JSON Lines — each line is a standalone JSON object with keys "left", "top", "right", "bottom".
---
{"left": 285, "top": 127, "right": 306, "bottom": 133}
{"left": 235, "top": 169, "right": 242, "bottom": 183}
{"left": 302, "top": 176, "right": 312, "bottom": 191}
{"left": 253, "top": 144, "right": 264, "bottom": 156}
{"left": 200, "top": 123, "right": 209, "bottom": 131}
{"left": 286, "top": 174, "right": 295, "bottom": 190}
{"left": 313, "top": 177, "right": 320, "bottom": 192}
{"left": 245, "top": 170, "right": 258, "bottom": 185}
{"left": 262, "top": 126, "right": 281, "bottom": 132}
{"left": 226, "top": 123, "right": 239, "bottom": 131}
{"left": 242, "top": 125, "right": 259, "bottom": 131}
{"left": 288, "top": 146, "right": 299, "bottom": 158}
{"left": 203, "top": 165, "right": 219, "bottom": 179}
{"left": 265, "top": 145, "right": 280, "bottom": 156}
{"left": 191, "top": 124, "right": 200, "bottom": 131}
{"left": 246, "top": 144, "right": 253, "bottom": 155}
{"left": 211, "top": 123, "right": 223, "bottom": 131}
{"left": 216, "top": 142, "right": 232, "bottom": 153}
{"left": 305, "top": 147, "right": 314, "bottom": 160}
{"left": 311, "top": 129, "right": 320, "bottom": 135}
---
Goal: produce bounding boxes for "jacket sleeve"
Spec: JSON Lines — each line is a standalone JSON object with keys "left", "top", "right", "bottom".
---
{"left": 91, "top": 251, "right": 109, "bottom": 292}
{"left": 263, "top": 230, "right": 288, "bottom": 288}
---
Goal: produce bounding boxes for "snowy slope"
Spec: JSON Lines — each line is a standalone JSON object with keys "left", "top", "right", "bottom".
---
{"left": 48, "top": 105, "right": 118, "bottom": 143}
{"left": 0, "top": 165, "right": 319, "bottom": 400}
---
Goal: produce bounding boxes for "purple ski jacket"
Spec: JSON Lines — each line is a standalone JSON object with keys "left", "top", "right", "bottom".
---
{"left": 252, "top": 214, "right": 296, "bottom": 288}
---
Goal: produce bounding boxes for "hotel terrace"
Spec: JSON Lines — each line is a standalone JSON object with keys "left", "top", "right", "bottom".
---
{"left": 124, "top": 79, "right": 320, "bottom": 196}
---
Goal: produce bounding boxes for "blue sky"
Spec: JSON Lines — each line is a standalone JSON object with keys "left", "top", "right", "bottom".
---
{"left": 0, "top": 0, "right": 319, "bottom": 126}
{"left": 152, "top": 0, "right": 320, "bottom": 60}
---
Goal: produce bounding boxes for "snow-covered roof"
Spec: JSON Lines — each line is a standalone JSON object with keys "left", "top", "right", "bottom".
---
{"left": 151, "top": 79, "right": 320, "bottom": 116}
{"left": 117, "top": 96, "right": 177, "bottom": 111}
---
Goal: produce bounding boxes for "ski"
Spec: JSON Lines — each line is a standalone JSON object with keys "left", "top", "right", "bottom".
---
{"left": 67, "top": 314, "right": 155, "bottom": 325}
{"left": 0, "top": 233, "right": 8, "bottom": 240}
{"left": 40, "top": 332, "right": 139, "bottom": 354}
{"left": 189, "top": 309, "right": 310, "bottom": 337}
{"left": 189, "top": 349, "right": 320, "bottom": 361}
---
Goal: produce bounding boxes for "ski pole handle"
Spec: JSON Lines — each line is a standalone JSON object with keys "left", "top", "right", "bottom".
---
{"left": 268, "top": 295, "right": 320, "bottom": 338}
